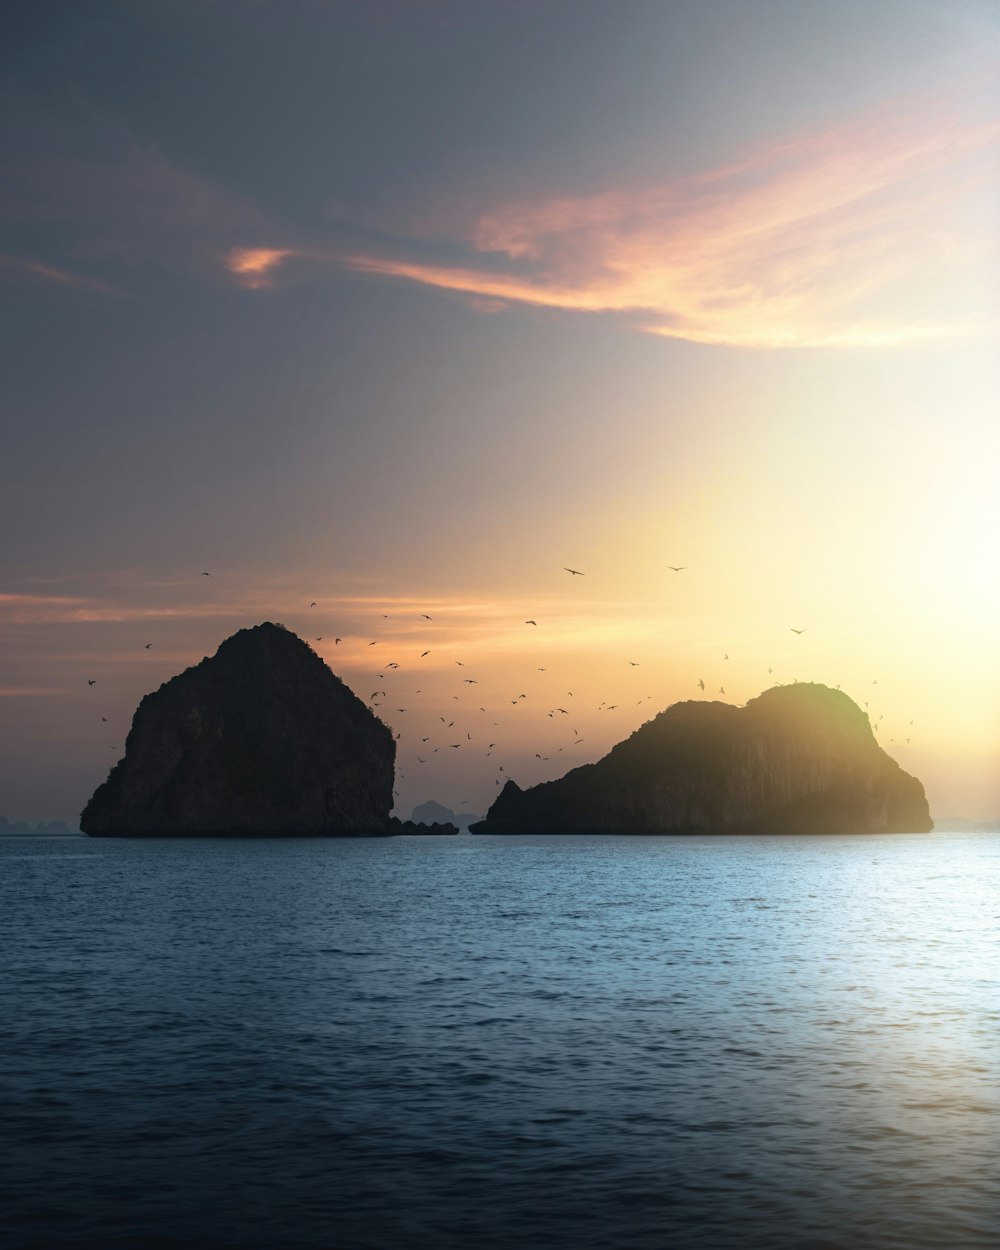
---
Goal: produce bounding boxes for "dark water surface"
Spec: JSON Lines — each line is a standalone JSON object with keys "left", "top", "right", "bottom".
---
{"left": 2, "top": 832, "right": 997, "bottom": 1249}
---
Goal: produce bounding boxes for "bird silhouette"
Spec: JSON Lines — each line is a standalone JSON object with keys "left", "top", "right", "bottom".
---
{"left": 464, "top": 679, "right": 478, "bottom": 684}
{"left": 421, "top": 650, "right": 430, "bottom": 657}
{"left": 667, "top": 566, "right": 686, "bottom": 572}
{"left": 144, "top": 643, "right": 152, "bottom": 649}
{"left": 88, "top": 680, "right": 96, "bottom": 686}
{"left": 790, "top": 628, "right": 806, "bottom": 635}
{"left": 335, "top": 638, "right": 342, "bottom": 645}
{"left": 628, "top": 661, "right": 639, "bottom": 666}
{"left": 698, "top": 679, "right": 705, "bottom": 690}
{"left": 563, "top": 567, "right": 585, "bottom": 576}
{"left": 200, "top": 572, "right": 211, "bottom": 576}
{"left": 421, "top": 614, "right": 432, "bottom": 620}
{"left": 525, "top": 620, "right": 537, "bottom": 626}
{"left": 310, "top": 602, "right": 317, "bottom": 607}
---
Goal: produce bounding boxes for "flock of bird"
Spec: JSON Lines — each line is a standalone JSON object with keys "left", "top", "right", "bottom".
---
{"left": 86, "top": 564, "right": 914, "bottom": 813}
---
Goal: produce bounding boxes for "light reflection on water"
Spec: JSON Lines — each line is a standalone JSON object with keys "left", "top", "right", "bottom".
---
{"left": 2, "top": 831, "right": 998, "bottom": 1249}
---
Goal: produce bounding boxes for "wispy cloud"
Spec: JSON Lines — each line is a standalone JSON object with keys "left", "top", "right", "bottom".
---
{"left": 0, "top": 252, "right": 120, "bottom": 295}
{"left": 229, "top": 87, "right": 999, "bottom": 348}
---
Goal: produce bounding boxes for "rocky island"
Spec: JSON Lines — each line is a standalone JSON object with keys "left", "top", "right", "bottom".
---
{"left": 81, "top": 622, "right": 395, "bottom": 836}
{"left": 472, "top": 683, "right": 933, "bottom": 835}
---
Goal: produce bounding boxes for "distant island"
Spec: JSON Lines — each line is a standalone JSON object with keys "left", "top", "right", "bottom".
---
{"left": 411, "top": 800, "right": 481, "bottom": 832}
{"left": 81, "top": 623, "right": 396, "bottom": 836}
{"left": 0, "top": 817, "right": 79, "bottom": 836}
{"left": 472, "top": 683, "right": 933, "bottom": 835}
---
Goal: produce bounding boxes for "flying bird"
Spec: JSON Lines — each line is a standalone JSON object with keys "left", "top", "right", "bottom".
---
{"left": 310, "top": 602, "right": 316, "bottom": 607}
{"left": 790, "top": 628, "right": 806, "bottom": 635}
{"left": 335, "top": 638, "right": 342, "bottom": 645}
{"left": 88, "top": 680, "right": 96, "bottom": 686}
{"left": 200, "top": 572, "right": 211, "bottom": 576}
{"left": 421, "top": 651, "right": 430, "bottom": 657}
{"left": 464, "top": 679, "right": 478, "bottom": 684}
{"left": 144, "top": 643, "right": 152, "bottom": 649}
{"left": 628, "top": 661, "right": 639, "bottom": 666}
{"left": 421, "top": 614, "right": 433, "bottom": 620}
{"left": 667, "top": 566, "right": 686, "bottom": 572}
{"left": 525, "top": 620, "right": 537, "bottom": 626}
{"left": 563, "top": 567, "right": 585, "bottom": 575}
{"left": 698, "top": 679, "right": 705, "bottom": 690}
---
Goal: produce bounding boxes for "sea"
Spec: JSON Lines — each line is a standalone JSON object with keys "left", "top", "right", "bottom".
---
{"left": 2, "top": 830, "right": 997, "bottom": 1250}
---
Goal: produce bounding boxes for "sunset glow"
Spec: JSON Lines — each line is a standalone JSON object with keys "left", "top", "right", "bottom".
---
{"left": 2, "top": 2, "right": 998, "bottom": 825}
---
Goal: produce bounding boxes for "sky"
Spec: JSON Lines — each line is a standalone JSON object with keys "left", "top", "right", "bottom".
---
{"left": 1, "top": 0, "right": 998, "bottom": 825}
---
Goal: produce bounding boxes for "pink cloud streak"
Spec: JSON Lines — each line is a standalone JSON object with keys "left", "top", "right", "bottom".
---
{"left": 230, "top": 88, "right": 998, "bottom": 349}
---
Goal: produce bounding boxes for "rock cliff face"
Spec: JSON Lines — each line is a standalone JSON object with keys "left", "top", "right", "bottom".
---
{"left": 472, "top": 684, "right": 932, "bottom": 835}
{"left": 81, "top": 623, "right": 395, "bottom": 836}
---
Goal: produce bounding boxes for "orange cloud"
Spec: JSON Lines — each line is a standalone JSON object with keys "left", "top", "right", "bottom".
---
{"left": 224, "top": 246, "right": 297, "bottom": 287}
{"left": 338, "top": 93, "right": 1000, "bottom": 348}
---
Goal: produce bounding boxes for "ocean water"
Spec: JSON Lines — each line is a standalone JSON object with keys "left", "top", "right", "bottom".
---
{"left": 2, "top": 831, "right": 997, "bottom": 1250}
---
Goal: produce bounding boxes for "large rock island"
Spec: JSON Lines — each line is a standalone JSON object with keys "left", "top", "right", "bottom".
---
{"left": 81, "top": 623, "right": 395, "bottom": 836}
{"left": 472, "top": 683, "right": 932, "bottom": 835}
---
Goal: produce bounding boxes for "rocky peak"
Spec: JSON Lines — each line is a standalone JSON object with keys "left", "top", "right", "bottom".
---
{"left": 81, "top": 622, "right": 395, "bottom": 836}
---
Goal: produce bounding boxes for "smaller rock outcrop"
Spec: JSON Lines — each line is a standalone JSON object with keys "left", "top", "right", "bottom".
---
{"left": 388, "top": 817, "right": 459, "bottom": 835}
{"left": 472, "top": 683, "right": 933, "bottom": 835}
{"left": 81, "top": 623, "right": 395, "bottom": 836}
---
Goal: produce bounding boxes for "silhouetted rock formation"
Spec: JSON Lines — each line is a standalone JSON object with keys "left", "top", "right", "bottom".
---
{"left": 388, "top": 817, "right": 459, "bottom": 835}
{"left": 81, "top": 623, "right": 395, "bottom": 836}
{"left": 472, "top": 684, "right": 933, "bottom": 835}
